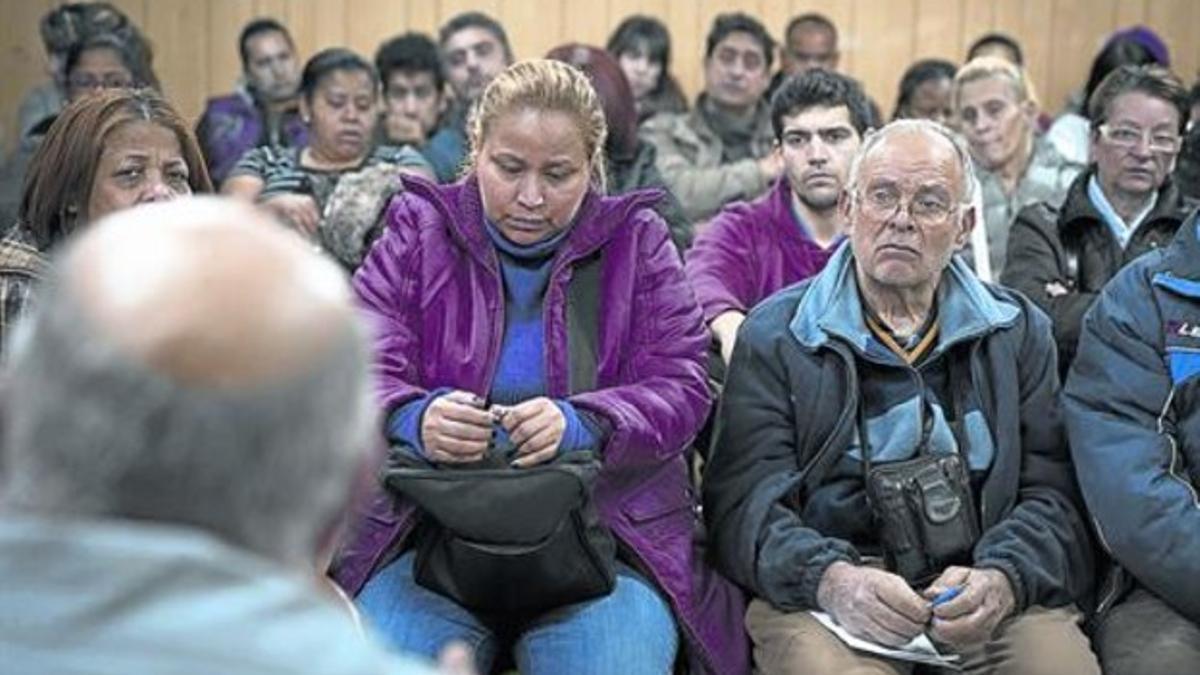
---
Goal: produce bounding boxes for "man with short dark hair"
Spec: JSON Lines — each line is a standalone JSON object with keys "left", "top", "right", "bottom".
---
{"left": 767, "top": 13, "right": 881, "bottom": 129}
{"left": 1004, "top": 65, "right": 1194, "bottom": 374}
{"left": 196, "top": 18, "right": 306, "bottom": 185}
{"left": 781, "top": 13, "right": 839, "bottom": 74}
{"left": 687, "top": 69, "right": 872, "bottom": 363}
{"left": 967, "top": 33, "right": 1024, "bottom": 66}
{"left": 423, "top": 12, "right": 513, "bottom": 182}
{"left": 375, "top": 33, "right": 447, "bottom": 149}
{"left": 643, "top": 12, "right": 779, "bottom": 224}
{"left": 0, "top": 198, "right": 434, "bottom": 674}
{"left": 704, "top": 120, "right": 1098, "bottom": 674}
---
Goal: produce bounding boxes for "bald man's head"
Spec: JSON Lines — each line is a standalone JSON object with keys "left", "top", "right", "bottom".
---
{"left": 2, "top": 197, "right": 375, "bottom": 566}
{"left": 63, "top": 197, "right": 356, "bottom": 387}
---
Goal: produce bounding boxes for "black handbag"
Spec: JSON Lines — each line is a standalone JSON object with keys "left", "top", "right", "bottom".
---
{"left": 381, "top": 252, "right": 617, "bottom": 614}
{"left": 860, "top": 359, "right": 981, "bottom": 585}
{"left": 383, "top": 449, "right": 617, "bottom": 613}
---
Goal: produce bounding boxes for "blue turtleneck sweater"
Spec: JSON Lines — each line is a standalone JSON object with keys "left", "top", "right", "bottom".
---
{"left": 387, "top": 221, "right": 600, "bottom": 460}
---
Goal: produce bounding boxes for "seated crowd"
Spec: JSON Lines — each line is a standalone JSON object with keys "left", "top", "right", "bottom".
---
{"left": 3, "top": 3, "right": 1200, "bottom": 674}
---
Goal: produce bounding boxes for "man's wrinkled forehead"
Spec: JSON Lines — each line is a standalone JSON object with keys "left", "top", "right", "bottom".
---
{"left": 859, "top": 131, "right": 963, "bottom": 190}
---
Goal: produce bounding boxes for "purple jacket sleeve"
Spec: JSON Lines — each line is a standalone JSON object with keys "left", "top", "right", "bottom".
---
{"left": 352, "top": 193, "right": 429, "bottom": 414}
{"left": 570, "top": 211, "right": 711, "bottom": 473}
{"left": 685, "top": 206, "right": 760, "bottom": 323}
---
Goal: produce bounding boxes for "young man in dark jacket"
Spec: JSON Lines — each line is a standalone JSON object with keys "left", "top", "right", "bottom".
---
{"left": 1003, "top": 65, "right": 1194, "bottom": 374}
{"left": 685, "top": 69, "right": 872, "bottom": 365}
{"left": 704, "top": 119, "right": 1098, "bottom": 674}
{"left": 196, "top": 19, "right": 307, "bottom": 186}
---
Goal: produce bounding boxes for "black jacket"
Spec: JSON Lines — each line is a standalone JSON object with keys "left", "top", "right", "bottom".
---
{"left": 1002, "top": 169, "right": 1195, "bottom": 373}
{"left": 703, "top": 251, "right": 1094, "bottom": 614}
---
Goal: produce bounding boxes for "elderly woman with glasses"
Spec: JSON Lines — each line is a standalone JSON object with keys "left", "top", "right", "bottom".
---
{"left": 1002, "top": 64, "right": 1193, "bottom": 376}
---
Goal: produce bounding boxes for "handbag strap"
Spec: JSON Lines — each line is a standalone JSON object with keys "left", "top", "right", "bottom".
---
{"left": 566, "top": 252, "right": 602, "bottom": 395}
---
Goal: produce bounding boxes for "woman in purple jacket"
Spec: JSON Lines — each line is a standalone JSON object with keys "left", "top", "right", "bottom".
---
{"left": 333, "top": 60, "right": 748, "bottom": 674}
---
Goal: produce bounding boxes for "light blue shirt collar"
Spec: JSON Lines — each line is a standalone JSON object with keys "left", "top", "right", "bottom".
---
{"left": 1088, "top": 174, "right": 1157, "bottom": 249}
{"left": 788, "top": 244, "right": 1020, "bottom": 358}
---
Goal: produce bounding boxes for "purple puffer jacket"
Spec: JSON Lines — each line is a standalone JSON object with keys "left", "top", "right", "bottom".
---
{"left": 685, "top": 177, "right": 839, "bottom": 323}
{"left": 195, "top": 89, "right": 307, "bottom": 185}
{"left": 334, "top": 175, "right": 750, "bottom": 675}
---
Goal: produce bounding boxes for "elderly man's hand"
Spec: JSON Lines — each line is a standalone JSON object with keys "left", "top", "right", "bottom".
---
{"left": 924, "top": 566, "right": 1015, "bottom": 648}
{"left": 421, "top": 390, "right": 492, "bottom": 464}
{"left": 817, "top": 561, "right": 932, "bottom": 646}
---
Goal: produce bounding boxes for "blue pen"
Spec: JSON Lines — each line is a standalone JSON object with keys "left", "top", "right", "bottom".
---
{"left": 931, "top": 585, "right": 963, "bottom": 607}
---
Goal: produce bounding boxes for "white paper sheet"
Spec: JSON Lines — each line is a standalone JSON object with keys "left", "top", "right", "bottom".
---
{"left": 809, "top": 611, "right": 962, "bottom": 669}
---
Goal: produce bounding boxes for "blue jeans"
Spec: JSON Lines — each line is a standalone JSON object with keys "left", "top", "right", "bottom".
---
{"left": 357, "top": 552, "right": 678, "bottom": 674}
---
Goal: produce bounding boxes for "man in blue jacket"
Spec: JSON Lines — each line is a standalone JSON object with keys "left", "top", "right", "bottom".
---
{"left": 1065, "top": 209, "right": 1200, "bottom": 673}
{"left": 704, "top": 119, "right": 1098, "bottom": 673}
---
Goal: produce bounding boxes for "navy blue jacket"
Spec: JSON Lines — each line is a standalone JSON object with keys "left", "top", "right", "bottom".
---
{"left": 1065, "top": 211, "right": 1200, "bottom": 622}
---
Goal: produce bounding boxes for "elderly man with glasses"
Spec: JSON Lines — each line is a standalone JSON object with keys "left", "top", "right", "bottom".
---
{"left": 1003, "top": 65, "right": 1195, "bottom": 375}
{"left": 703, "top": 119, "right": 1099, "bottom": 674}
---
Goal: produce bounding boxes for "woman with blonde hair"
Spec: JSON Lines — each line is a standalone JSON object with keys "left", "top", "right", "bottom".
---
{"left": 952, "top": 56, "right": 1081, "bottom": 278}
{"left": 331, "top": 59, "right": 747, "bottom": 674}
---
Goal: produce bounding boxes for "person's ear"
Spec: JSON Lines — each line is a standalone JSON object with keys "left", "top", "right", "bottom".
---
{"left": 299, "top": 97, "right": 312, "bottom": 124}
{"left": 838, "top": 189, "right": 854, "bottom": 231}
{"left": 955, "top": 203, "right": 976, "bottom": 249}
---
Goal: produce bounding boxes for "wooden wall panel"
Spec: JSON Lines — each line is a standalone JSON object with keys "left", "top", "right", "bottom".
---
{"left": 1049, "top": 0, "right": 1116, "bottom": 111}
{"left": 665, "top": 0, "right": 703, "bottom": 95}
{"left": 206, "top": 0, "right": 257, "bottom": 94}
{"left": 1147, "top": 0, "right": 1200, "bottom": 82}
{"left": 3, "top": 0, "right": 1199, "bottom": 154}
{"left": 1114, "top": 0, "right": 1148, "bottom": 28}
{"left": 345, "top": 0, "right": 407, "bottom": 60}
{"left": 502, "top": 0, "right": 564, "bottom": 60}
{"left": 959, "top": 0, "right": 995, "bottom": 54}
{"left": 0, "top": 0, "right": 54, "bottom": 155}
{"left": 145, "top": 0, "right": 209, "bottom": 120}
{"left": 914, "top": 0, "right": 965, "bottom": 63}
{"left": 560, "top": 0, "right": 612, "bottom": 52}
{"left": 994, "top": 0, "right": 1054, "bottom": 109}
{"left": 853, "top": 0, "right": 915, "bottom": 120}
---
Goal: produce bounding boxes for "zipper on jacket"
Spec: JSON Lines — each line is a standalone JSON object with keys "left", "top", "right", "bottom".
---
{"left": 1091, "top": 514, "right": 1124, "bottom": 617}
{"left": 479, "top": 250, "right": 506, "bottom": 399}
{"left": 965, "top": 341, "right": 991, "bottom": 526}
{"left": 1157, "top": 387, "right": 1200, "bottom": 507}
{"left": 796, "top": 346, "right": 858, "bottom": 494}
